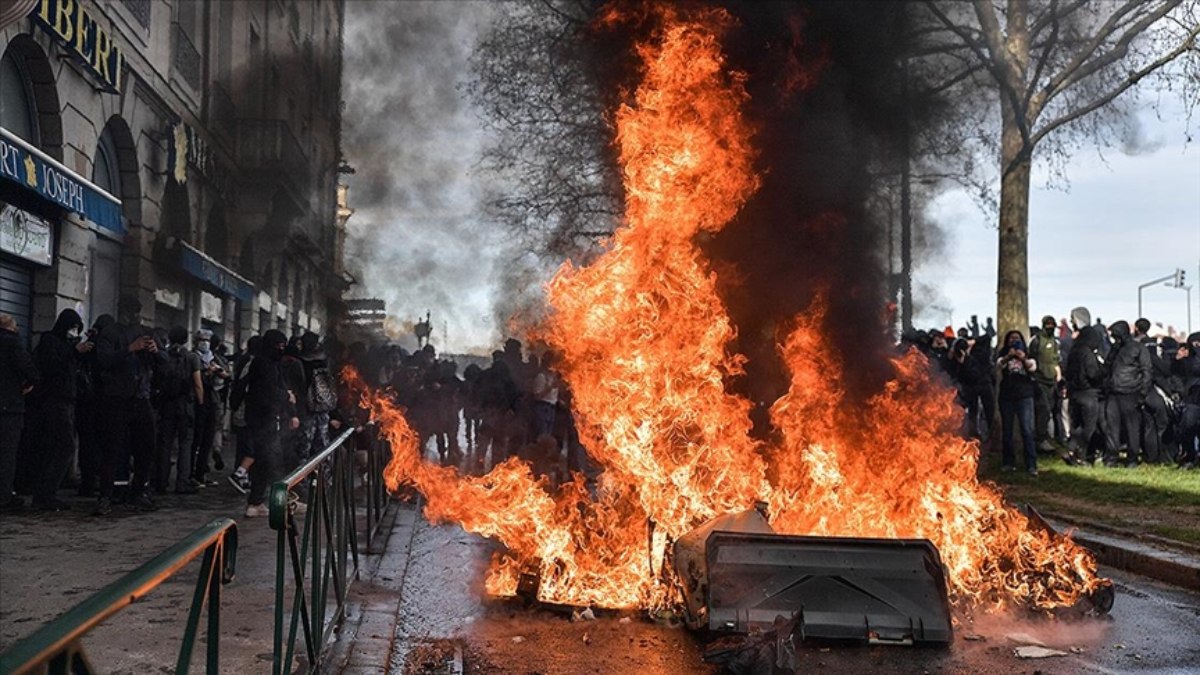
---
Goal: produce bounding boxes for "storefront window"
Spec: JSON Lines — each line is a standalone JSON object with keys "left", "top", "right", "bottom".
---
{"left": 0, "top": 51, "right": 37, "bottom": 143}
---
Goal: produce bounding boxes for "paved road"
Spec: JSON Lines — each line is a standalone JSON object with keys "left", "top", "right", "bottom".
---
{"left": 386, "top": 518, "right": 1200, "bottom": 675}
{"left": 3, "top": 486, "right": 1198, "bottom": 674}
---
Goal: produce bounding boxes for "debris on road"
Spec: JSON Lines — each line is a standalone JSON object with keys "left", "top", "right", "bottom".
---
{"left": 1014, "top": 646, "right": 1069, "bottom": 659}
{"left": 963, "top": 634, "right": 986, "bottom": 641}
{"left": 510, "top": 636, "right": 525, "bottom": 644}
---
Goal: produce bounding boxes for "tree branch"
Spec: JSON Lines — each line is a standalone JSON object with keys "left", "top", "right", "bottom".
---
{"left": 1032, "top": 23, "right": 1200, "bottom": 145}
{"left": 1042, "top": 0, "right": 1179, "bottom": 101}
{"left": 1023, "top": 0, "right": 1060, "bottom": 116}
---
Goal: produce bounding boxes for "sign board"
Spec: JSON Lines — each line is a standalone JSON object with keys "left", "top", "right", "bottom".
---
{"left": 0, "top": 204, "right": 53, "bottom": 266}
{"left": 32, "top": 0, "right": 125, "bottom": 93}
{"left": 0, "top": 127, "right": 123, "bottom": 234}
{"left": 179, "top": 241, "right": 254, "bottom": 303}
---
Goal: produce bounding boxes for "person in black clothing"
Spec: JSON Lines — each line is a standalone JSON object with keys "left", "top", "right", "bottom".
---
{"left": 75, "top": 315, "right": 112, "bottom": 496}
{"left": 93, "top": 295, "right": 160, "bottom": 515}
{"left": 1173, "top": 333, "right": 1200, "bottom": 468}
{"left": 227, "top": 335, "right": 261, "bottom": 493}
{"left": 951, "top": 337, "right": 995, "bottom": 442}
{"left": 996, "top": 330, "right": 1039, "bottom": 475}
{"left": 1133, "top": 318, "right": 1171, "bottom": 464}
{"left": 1103, "top": 320, "right": 1152, "bottom": 467}
{"left": 1065, "top": 324, "right": 1107, "bottom": 465}
{"left": 27, "top": 309, "right": 92, "bottom": 510}
{"left": 244, "top": 330, "right": 299, "bottom": 518}
{"left": 156, "top": 326, "right": 203, "bottom": 494}
{"left": 475, "top": 353, "right": 519, "bottom": 470}
{"left": 1, "top": 313, "right": 39, "bottom": 509}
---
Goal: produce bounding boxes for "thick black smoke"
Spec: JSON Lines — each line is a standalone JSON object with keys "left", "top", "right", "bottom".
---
{"left": 706, "top": 2, "right": 932, "bottom": 404}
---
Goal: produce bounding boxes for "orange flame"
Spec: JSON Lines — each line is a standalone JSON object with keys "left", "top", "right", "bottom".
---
{"left": 355, "top": 4, "right": 1101, "bottom": 614}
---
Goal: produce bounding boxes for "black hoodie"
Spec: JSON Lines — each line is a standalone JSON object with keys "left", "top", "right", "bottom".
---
{"left": 1066, "top": 326, "right": 1105, "bottom": 393}
{"left": 32, "top": 309, "right": 84, "bottom": 401}
{"left": 1106, "top": 321, "right": 1151, "bottom": 395}
{"left": 247, "top": 330, "right": 295, "bottom": 422}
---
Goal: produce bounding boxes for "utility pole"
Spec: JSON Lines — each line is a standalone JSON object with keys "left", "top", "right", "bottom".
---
{"left": 1138, "top": 269, "right": 1186, "bottom": 317}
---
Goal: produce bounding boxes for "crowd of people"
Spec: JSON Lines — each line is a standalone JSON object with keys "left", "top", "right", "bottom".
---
{"left": 0, "top": 296, "right": 347, "bottom": 516}
{"left": 0, "top": 298, "right": 589, "bottom": 517}
{"left": 356, "top": 337, "right": 590, "bottom": 482}
{"left": 906, "top": 307, "right": 1200, "bottom": 475}
{"left": 4, "top": 297, "right": 1197, "bottom": 516}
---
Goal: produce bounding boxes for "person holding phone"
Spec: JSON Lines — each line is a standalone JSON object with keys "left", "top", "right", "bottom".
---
{"left": 997, "top": 330, "right": 1039, "bottom": 475}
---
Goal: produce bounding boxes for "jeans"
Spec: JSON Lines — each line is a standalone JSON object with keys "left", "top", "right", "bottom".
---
{"left": 157, "top": 399, "right": 194, "bottom": 491}
{"left": 0, "top": 412, "right": 22, "bottom": 504}
{"left": 1069, "top": 389, "right": 1103, "bottom": 462}
{"left": 98, "top": 397, "right": 156, "bottom": 499}
{"left": 1177, "top": 403, "right": 1200, "bottom": 465}
{"left": 247, "top": 417, "right": 285, "bottom": 506}
{"left": 1106, "top": 393, "right": 1142, "bottom": 464}
{"left": 32, "top": 399, "right": 76, "bottom": 501}
{"left": 1000, "top": 396, "right": 1036, "bottom": 471}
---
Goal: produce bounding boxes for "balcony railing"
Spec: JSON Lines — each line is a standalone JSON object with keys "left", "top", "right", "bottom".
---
{"left": 210, "top": 81, "right": 237, "bottom": 140}
{"left": 235, "top": 119, "right": 311, "bottom": 203}
{"left": 172, "top": 23, "right": 201, "bottom": 90}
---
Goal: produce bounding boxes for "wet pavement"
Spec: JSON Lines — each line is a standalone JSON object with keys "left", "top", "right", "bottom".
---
{"left": 3, "top": 480, "right": 1199, "bottom": 674}
{"left": 386, "top": 517, "right": 1200, "bottom": 675}
{"left": 0, "top": 481, "right": 295, "bottom": 673}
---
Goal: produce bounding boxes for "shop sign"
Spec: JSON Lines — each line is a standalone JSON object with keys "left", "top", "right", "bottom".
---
{"left": 0, "top": 204, "right": 53, "bottom": 266}
{"left": 179, "top": 241, "right": 254, "bottom": 303}
{"left": 167, "top": 122, "right": 231, "bottom": 195}
{"left": 0, "top": 127, "right": 123, "bottom": 234}
{"left": 32, "top": 0, "right": 125, "bottom": 94}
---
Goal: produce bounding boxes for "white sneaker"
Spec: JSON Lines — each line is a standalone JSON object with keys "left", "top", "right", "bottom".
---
{"left": 245, "top": 503, "right": 269, "bottom": 518}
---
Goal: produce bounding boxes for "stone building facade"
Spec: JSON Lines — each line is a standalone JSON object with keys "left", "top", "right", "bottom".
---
{"left": 0, "top": 0, "right": 348, "bottom": 349}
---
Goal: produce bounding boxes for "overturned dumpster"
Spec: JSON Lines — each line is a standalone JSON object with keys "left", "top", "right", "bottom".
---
{"left": 673, "top": 504, "right": 954, "bottom": 650}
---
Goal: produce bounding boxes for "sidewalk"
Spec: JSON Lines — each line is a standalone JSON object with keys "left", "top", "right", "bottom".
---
{"left": 1044, "top": 512, "right": 1200, "bottom": 592}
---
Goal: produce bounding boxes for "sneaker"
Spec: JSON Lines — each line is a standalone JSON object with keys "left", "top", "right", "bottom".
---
{"left": 92, "top": 497, "right": 112, "bottom": 516}
{"left": 1027, "top": 468, "right": 1039, "bottom": 477}
{"left": 227, "top": 472, "right": 250, "bottom": 494}
{"left": 129, "top": 492, "right": 158, "bottom": 512}
{"left": 188, "top": 478, "right": 206, "bottom": 490}
{"left": 245, "top": 503, "right": 269, "bottom": 518}
{"left": 212, "top": 451, "right": 226, "bottom": 471}
{"left": 1000, "top": 465, "right": 1016, "bottom": 472}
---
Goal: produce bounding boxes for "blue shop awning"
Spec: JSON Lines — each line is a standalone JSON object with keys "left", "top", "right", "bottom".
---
{"left": 0, "top": 127, "right": 124, "bottom": 235}
{"left": 179, "top": 241, "right": 255, "bottom": 303}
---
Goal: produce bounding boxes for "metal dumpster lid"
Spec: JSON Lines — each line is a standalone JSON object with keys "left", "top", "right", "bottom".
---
{"left": 701, "top": 532, "right": 953, "bottom": 645}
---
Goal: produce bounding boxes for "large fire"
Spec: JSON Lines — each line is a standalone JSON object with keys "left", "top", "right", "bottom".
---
{"left": 350, "top": 5, "right": 1103, "bottom": 614}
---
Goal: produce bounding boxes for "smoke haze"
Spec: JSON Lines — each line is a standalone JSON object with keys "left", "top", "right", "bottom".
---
{"left": 342, "top": 1, "right": 502, "bottom": 353}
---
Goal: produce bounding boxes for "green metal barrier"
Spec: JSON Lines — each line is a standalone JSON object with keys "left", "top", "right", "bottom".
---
{"left": 0, "top": 518, "right": 238, "bottom": 675}
{"left": 269, "top": 427, "right": 393, "bottom": 674}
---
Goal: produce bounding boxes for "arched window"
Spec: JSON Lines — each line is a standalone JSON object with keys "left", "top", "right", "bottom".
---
{"left": 92, "top": 127, "right": 121, "bottom": 195}
{"left": 0, "top": 51, "right": 37, "bottom": 143}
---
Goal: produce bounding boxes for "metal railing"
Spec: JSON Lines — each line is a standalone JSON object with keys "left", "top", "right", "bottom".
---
{"left": 0, "top": 519, "right": 238, "bottom": 675}
{"left": 269, "top": 427, "right": 392, "bottom": 674}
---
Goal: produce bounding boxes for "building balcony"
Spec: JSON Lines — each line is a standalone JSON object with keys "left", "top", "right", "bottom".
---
{"left": 234, "top": 118, "right": 311, "bottom": 211}
{"left": 171, "top": 23, "right": 201, "bottom": 90}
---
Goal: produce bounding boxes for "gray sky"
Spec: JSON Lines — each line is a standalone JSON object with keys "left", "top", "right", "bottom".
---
{"left": 342, "top": 2, "right": 1200, "bottom": 352}
{"left": 924, "top": 106, "right": 1200, "bottom": 337}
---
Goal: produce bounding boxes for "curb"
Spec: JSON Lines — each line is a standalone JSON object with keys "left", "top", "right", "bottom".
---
{"left": 1046, "top": 514, "right": 1200, "bottom": 592}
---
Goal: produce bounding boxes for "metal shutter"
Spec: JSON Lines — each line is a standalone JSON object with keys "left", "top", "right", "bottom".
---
{"left": 0, "top": 257, "right": 33, "bottom": 347}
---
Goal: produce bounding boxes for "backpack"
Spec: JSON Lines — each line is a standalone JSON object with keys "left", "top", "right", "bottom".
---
{"left": 156, "top": 348, "right": 192, "bottom": 401}
{"left": 307, "top": 365, "right": 338, "bottom": 413}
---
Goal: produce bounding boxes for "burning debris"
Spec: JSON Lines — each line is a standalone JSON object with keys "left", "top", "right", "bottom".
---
{"left": 346, "top": 1, "right": 1109, "bottom": 631}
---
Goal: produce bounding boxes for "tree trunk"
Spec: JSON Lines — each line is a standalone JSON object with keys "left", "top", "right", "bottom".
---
{"left": 996, "top": 109, "right": 1032, "bottom": 342}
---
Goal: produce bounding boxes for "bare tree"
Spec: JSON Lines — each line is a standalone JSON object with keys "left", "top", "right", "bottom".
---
{"left": 465, "top": 0, "right": 621, "bottom": 260}
{"left": 915, "top": 0, "right": 1200, "bottom": 336}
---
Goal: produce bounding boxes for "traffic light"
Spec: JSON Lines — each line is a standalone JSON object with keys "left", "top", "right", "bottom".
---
{"left": 1174, "top": 268, "right": 1186, "bottom": 288}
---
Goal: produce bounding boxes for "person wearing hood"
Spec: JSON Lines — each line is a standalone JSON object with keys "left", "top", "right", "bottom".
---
{"left": 155, "top": 326, "right": 203, "bottom": 494}
{"left": 26, "top": 309, "right": 92, "bottom": 510}
{"left": 1, "top": 313, "right": 39, "bottom": 510}
{"left": 244, "top": 330, "right": 299, "bottom": 517}
{"left": 1104, "top": 320, "right": 1152, "bottom": 467}
{"left": 295, "top": 331, "right": 340, "bottom": 460}
{"left": 190, "top": 329, "right": 230, "bottom": 486}
{"left": 996, "top": 330, "right": 1040, "bottom": 475}
{"left": 1172, "top": 332, "right": 1200, "bottom": 468}
{"left": 75, "top": 314, "right": 112, "bottom": 497}
{"left": 1134, "top": 319, "right": 1172, "bottom": 464}
{"left": 1028, "top": 314, "right": 1064, "bottom": 452}
{"left": 1065, "top": 323, "right": 1107, "bottom": 465}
